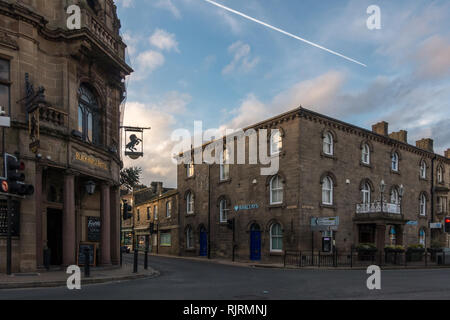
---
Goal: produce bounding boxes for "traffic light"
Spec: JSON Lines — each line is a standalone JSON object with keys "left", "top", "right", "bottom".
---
{"left": 122, "top": 202, "right": 132, "bottom": 220}
{"left": 5, "top": 153, "right": 34, "bottom": 196}
{"left": 445, "top": 217, "right": 450, "bottom": 233}
{"left": 227, "top": 218, "right": 235, "bottom": 230}
{"left": 0, "top": 178, "right": 8, "bottom": 193}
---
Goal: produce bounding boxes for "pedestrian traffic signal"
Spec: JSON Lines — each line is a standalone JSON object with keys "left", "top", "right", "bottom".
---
{"left": 0, "top": 178, "right": 8, "bottom": 193}
{"left": 445, "top": 217, "right": 450, "bottom": 233}
{"left": 5, "top": 153, "right": 34, "bottom": 196}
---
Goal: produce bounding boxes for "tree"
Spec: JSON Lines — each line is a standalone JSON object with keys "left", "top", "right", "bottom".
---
{"left": 120, "top": 167, "right": 142, "bottom": 191}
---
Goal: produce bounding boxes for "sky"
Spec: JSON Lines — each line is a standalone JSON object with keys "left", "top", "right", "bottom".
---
{"left": 116, "top": 0, "right": 450, "bottom": 188}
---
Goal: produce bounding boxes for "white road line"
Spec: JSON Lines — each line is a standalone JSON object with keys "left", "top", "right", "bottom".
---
{"left": 203, "top": 0, "right": 367, "bottom": 67}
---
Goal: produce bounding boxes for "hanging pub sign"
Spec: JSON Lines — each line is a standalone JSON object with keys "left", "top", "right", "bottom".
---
{"left": 121, "top": 126, "right": 151, "bottom": 160}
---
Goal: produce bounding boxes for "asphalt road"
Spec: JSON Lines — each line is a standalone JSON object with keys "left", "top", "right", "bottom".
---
{"left": 1, "top": 254, "right": 450, "bottom": 300}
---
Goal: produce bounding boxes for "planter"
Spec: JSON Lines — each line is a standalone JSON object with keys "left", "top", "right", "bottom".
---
{"left": 406, "top": 248, "right": 425, "bottom": 262}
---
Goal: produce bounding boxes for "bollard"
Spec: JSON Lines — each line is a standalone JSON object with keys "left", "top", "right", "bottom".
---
{"left": 84, "top": 248, "right": 90, "bottom": 278}
{"left": 43, "top": 248, "right": 51, "bottom": 271}
{"left": 133, "top": 249, "right": 138, "bottom": 273}
{"left": 144, "top": 248, "right": 148, "bottom": 270}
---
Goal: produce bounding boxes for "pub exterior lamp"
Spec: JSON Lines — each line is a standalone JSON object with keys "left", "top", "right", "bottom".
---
{"left": 86, "top": 180, "right": 96, "bottom": 195}
{"left": 380, "top": 179, "right": 386, "bottom": 193}
{"left": 399, "top": 184, "right": 404, "bottom": 198}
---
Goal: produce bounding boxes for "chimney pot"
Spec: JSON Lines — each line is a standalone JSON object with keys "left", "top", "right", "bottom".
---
{"left": 415, "top": 138, "right": 434, "bottom": 152}
{"left": 389, "top": 130, "right": 408, "bottom": 143}
{"left": 372, "top": 121, "right": 389, "bottom": 136}
{"left": 445, "top": 148, "right": 450, "bottom": 159}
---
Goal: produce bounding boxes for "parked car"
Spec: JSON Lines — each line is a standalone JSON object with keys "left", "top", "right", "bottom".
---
{"left": 436, "top": 248, "right": 450, "bottom": 265}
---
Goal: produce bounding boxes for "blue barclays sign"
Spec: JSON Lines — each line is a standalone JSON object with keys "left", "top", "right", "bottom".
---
{"left": 406, "top": 220, "right": 418, "bottom": 226}
{"left": 234, "top": 204, "right": 259, "bottom": 212}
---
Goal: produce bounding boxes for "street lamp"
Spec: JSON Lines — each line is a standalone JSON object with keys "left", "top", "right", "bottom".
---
{"left": 85, "top": 180, "right": 96, "bottom": 195}
{"left": 380, "top": 179, "right": 385, "bottom": 214}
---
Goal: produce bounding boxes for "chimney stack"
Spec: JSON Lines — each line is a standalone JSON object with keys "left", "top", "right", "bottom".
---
{"left": 445, "top": 148, "right": 450, "bottom": 159}
{"left": 372, "top": 121, "right": 388, "bottom": 136}
{"left": 416, "top": 138, "right": 434, "bottom": 152}
{"left": 389, "top": 130, "right": 408, "bottom": 143}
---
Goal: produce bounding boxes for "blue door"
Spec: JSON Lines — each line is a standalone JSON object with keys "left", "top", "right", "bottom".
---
{"left": 199, "top": 229, "right": 207, "bottom": 256}
{"left": 250, "top": 224, "right": 261, "bottom": 261}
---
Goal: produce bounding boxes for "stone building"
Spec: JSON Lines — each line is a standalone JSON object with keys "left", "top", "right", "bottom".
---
{"left": 177, "top": 107, "right": 450, "bottom": 263}
{"left": 0, "top": 0, "right": 132, "bottom": 272}
{"left": 120, "top": 182, "right": 179, "bottom": 256}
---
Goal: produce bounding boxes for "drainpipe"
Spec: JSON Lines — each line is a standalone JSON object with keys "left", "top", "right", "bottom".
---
{"left": 207, "top": 164, "right": 211, "bottom": 259}
{"left": 431, "top": 155, "right": 437, "bottom": 244}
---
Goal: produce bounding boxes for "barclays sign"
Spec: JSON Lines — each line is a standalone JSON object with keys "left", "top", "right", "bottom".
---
{"left": 234, "top": 204, "right": 259, "bottom": 212}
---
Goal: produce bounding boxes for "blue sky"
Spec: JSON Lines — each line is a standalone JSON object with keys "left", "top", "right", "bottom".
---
{"left": 117, "top": 0, "right": 450, "bottom": 187}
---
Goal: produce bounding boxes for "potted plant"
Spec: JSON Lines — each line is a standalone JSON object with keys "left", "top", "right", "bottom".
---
{"left": 384, "top": 245, "right": 405, "bottom": 253}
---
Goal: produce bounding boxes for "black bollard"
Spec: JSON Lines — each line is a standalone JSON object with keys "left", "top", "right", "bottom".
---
{"left": 43, "top": 248, "right": 51, "bottom": 271}
{"left": 144, "top": 248, "right": 148, "bottom": 270}
{"left": 133, "top": 249, "right": 138, "bottom": 273}
{"left": 84, "top": 248, "right": 90, "bottom": 277}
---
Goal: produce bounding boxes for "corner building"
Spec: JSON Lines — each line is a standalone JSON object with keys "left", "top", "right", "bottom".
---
{"left": 178, "top": 107, "right": 450, "bottom": 263}
{"left": 0, "top": 0, "right": 132, "bottom": 272}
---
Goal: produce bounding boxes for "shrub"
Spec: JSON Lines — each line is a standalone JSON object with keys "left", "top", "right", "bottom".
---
{"left": 356, "top": 243, "right": 377, "bottom": 250}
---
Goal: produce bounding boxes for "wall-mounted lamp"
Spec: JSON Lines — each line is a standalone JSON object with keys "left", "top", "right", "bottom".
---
{"left": 85, "top": 180, "right": 96, "bottom": 195}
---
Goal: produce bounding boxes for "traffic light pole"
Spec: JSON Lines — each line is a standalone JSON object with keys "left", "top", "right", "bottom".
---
{"left": 6, "top": 195, "right": 11, "bottom": 275}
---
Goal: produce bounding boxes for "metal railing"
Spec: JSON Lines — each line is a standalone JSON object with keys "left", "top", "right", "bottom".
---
{"left": 283, "top": 248, "right": 449, "bottom": 269}
{"left": 356, "top": 201, "right": 401, "bottom": 214}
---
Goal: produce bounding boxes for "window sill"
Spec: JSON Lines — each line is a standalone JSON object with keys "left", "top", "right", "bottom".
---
{"left": 218, "top": 178, "right": 232, "bottom": 185}
{"left": 321, "top": 152, "right": 336, "bottom": 160}
{"left": 186, "top": 213, "right": 195, "bottom": 217}
{"left": 320, "top": 203, "right": 336, "bottom": 210}
{"left": 390, "top": 169, "right": 401, "bottom": 175}
{"left": 185, "top": 176, "right": 195, "bottom": 181}
{"left": 270, "top": 251, "right": 284, "bottom": 256}
{"left": 268, "top": 203, "right": 284, "bottom": 209}
{"left": 360, "top": 161, "right": 372, "bottom": 168}
{"left": 419, "top": 177, "right": 428, "bottom": 182}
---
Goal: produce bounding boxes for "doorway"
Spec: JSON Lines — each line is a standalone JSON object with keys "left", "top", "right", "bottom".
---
{"left": 46, "top": 208, "right": 63, "bottom": 265}
{"left": 199, "top": 227, "right": 207, "bottom": 257}
{"left": 250, "top": 224, "right": 261, "bottom": 261}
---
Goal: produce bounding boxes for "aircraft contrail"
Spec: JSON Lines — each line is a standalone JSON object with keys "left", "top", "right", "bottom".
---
{"left": 203, "top": 0, "right": 367, "bottom": 67}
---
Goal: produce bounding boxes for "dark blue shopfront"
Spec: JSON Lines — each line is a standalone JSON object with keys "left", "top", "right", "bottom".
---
{"left": 199, "top": 228, "right": 208, "bottom": 256}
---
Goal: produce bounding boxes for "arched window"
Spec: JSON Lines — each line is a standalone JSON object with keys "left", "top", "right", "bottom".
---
{"left": 361, "top": 144, "right": 370, "bottom": 164}
{"left": 419, "top": 228, "right": 426, "bottom": 247}
{"left": 420, "top": 193, "right": 427, "bottom": 216}
{"left": 270, "top": 175, "right": 283, "bottom": 204}
{"left": 186, "top": 227, "right": 194, "bottom": 249}
{"left": 270, "top": 130, "right": 282, "bottom": 155}
{"left": 390, "top": 188, "right": 399, "bottom": 204}
{"left": 323, "top": 132, "right": 333, "bottom": 155}
{"left": 437, "top": 166, "right": 443, "bottom": 183}
{"left": 322, "top": 176, "right": 333, "bottom": 205}
{"left": 166, "top": 201, "right": 172, "bottom": 218}
{"left": 361, "top": 183, "right": 371, "bottom": 204}
{"left": 186, "top": 192, "right": 194, "bottom": 214}
{"left": 78, "top": 85, "right": 101, "bottom": 144}
{"left": 186, "top": 163, "right": 194, "bottom": 177}
{"left": 420, "top": 161, "right": 427, "bottom": 179}
{"left": 219, "top": 199, "right": 229, "bottom": 222}
{"left": 391, "top": 152, "right": 399, "bottom": 171}
{"left": 219, "top": 149, "right": 230, "bottom": 181}
{"left": 270, "top": 223, "right": 283, "bottom": 252}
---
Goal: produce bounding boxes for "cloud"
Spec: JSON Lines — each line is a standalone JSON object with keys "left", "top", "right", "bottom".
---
{"left": 149, "top": 29, "right": 180, "bottom": 52}
{"left": 133, "top": 50, "right": 165, "bottom": 80}
{"left": 413, "top": 35, "right": 450, "bottom": 80}
{"left": 122, "top": 92, "right": 192, "bottom": 187}
{"left": 154, "top": 0, "right": 181, "bottom": 19}
{"left": 222, "top": 41, "right": 260, "bottom": 75}
{"left": 116, "top": 0, "right": 134, "bottom": 8}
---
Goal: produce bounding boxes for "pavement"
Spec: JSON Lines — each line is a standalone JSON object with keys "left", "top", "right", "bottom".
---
{"left": 2, "top": 254, "right": 450, "bottom": 299}
{"left": 0, "top": 262, "right": 158, "bottom": 289}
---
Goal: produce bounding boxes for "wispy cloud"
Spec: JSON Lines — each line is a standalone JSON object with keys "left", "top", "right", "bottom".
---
{"left": 149, "top": 29, "right": 180, "bottom": 52}
{"left": 154, "top": 0, "right": 181, "bottom": 19}
{"left": 222, "top": 41, "right": 260, "bottom": 75}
